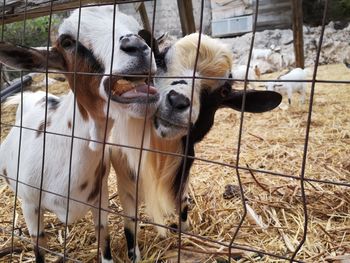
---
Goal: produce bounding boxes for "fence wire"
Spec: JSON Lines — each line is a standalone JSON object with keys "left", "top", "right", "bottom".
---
{"left": 0, "top": 0, "right": 348, "bottom": 262}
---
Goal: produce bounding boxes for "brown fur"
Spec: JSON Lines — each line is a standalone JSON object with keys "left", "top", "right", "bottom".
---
{"left": 36, "top": 118, "right": 51, "bottom": 138}
{"left": 254, "top": 65, "right": 261, "bottom": 79}
{"left": 112, "top": 131, "right": 182, "bottom": 222}
{"left": 172, "top": 34, "right": 232, "bottom": 89}
{"left": 111, "top": 151, "right": 135, "bottom": 199}
{"left": 54, "top": 40, "right": 105, "bottom": 122}
{"left": 67, "top": 120, "right": 72, "bottom": 129}
{"left": 139, "top": 131, "right": 183, "bottom": 232}
{"left": 80, "top": 181, "right": 88, "bottom": 191}
{"left": 2, "top": 168, "right": 9, "bottom": 185}
{"left": 87, "top": 160, "right": 106, "bottom": 202}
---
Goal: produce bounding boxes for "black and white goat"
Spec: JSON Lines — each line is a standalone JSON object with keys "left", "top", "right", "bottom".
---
{"left": 110, "top": 33, "right": 282, "bottom": 261}
{"left": 0, "top": 6, "right": 158, "bottom": 262}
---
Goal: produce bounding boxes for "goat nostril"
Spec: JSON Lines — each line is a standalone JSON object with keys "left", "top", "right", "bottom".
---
{"left": 120, "top": 44, "right": 138, "bottom": 53}
{"left": 120, "top": 36, "right": 149, "bottom": 54}
{"left": 167, "top": 90, "right": 190, "bottom": 111}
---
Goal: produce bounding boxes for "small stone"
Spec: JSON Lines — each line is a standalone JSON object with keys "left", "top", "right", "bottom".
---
{"left": 223, "top": 184, "right": 241, "bottom": 199}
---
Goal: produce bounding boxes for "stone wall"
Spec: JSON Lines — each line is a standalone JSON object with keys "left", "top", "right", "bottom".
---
{"left": 220, "top": 22, "right": 350, "bottom": 73}
{"left": 118, "top": 0, "right": 212, "bottom": 38}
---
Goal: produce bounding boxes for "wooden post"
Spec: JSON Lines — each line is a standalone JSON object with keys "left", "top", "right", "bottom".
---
{"left": 134, "top": 2, "right": 151, "bottom": 32}
{"left": 291, "top": 0, "right": 304, "bottom": 68}
{"left": 177, "top": 0, "right": 196, "bottom": 36}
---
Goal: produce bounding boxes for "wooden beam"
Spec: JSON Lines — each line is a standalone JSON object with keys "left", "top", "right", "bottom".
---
{"left": 134, "top": 2, "right": 150, "bottom": 32}
{"left": 291, "top": 0, "right": 304, "bottom": 68}
{"left": 0, "top": 0, "right": 137, "bottom": 25}
{"left": 177, "top": 0, "right": 195, "bottom": 36}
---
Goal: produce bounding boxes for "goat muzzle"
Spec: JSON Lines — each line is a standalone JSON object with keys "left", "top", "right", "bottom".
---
{"left": 103, "top": 75, "right": 159, "bottom": 104}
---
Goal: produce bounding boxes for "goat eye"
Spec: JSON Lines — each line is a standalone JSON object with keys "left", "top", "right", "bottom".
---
{"left": 220, "top": 86, "right": 230, "bottom": 97}
{"left": 61, "top": 37, "right": 74, "bottom": 48}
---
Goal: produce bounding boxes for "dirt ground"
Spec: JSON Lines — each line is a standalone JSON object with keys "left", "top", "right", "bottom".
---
{"left": 0, "top": 63, "right": 349, "bottom": 262}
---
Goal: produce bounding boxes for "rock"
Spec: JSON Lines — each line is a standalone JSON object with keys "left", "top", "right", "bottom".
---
{"left": 223, "top": 184, "right": 241, "bottom": 199}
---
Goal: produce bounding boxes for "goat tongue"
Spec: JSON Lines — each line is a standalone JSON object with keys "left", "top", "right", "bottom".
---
{"left": 121, "top": 84, "right": 157, "bottom": 98}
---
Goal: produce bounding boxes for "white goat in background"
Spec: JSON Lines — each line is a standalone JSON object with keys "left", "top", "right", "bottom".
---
{"left": 252, "top": 48, "right": 272, "bottom": 60}
{"left": 266, "top": 67, "right": 307, "bottom": 104}
{"left": 231, "top": 64, "right": 261, "bottom": 88}
{"left": 0, "top": 6, "right": 158, "bottom": 262}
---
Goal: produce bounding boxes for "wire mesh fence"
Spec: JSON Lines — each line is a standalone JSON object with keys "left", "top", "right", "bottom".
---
{"left": 0, "top": 0, "right": 349, "bottom": 262}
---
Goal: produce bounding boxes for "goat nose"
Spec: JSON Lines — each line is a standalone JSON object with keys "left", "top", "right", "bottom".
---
{"left": 120, "top": 34, "right": 149, "bottom": 54}
{"left": 167, "top": 90, "right": 190, "bottom": 111}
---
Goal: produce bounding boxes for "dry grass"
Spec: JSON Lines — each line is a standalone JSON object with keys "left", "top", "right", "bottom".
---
{"left": 0, "top": 64, "right": 349, "bottom": 262}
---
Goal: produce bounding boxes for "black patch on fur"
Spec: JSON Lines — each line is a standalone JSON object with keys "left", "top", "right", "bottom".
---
{"left": 36, "top": 118, "right": 51, "bottom": 138}
{"left": 34, "top": 249, "right": 45, "bottom": 263}
{"left": 80, "top": 181, "right": 88, "bottom": 191}
{"left": 155, "top": 46, "right": 170, "bottom": 72}
{"left": 48, "top": 96, "right": 60, "bottom": 110}
{"left": 172, "top": 138, "right": 194, "bottom": 202}
{"left": 87, "top": 161, "right": 106, "bottom": 202}
{"left": 169, "top": 223, "right": 178, "bottom": 233}
{"left": 58, "top": 34, "right": 104, "bottom": 74}
{"left": 124, "top": 228, "right": 137, "bottom": 260}
{"left": 172, "top": 82, "right": 231, "bottom": 201}
{"left": 171, "top": 80, "right": 187, "bottom": 85}
{"left": 138, "top": 29, "right": 159, "bottom": 55}
{"left": 181, "top": 205, "right": 188, "bottom": 222}
{"left": 124, "top": 228, "right": 134, "bottom": 251}
{"left": 32, "top": 232, "right": 46, "bottom": 263}
{"left": 75, "top": 41, "right": 104, "bottom": 74}
{"left": 129, "top": 170, "right": 136, "bottom": 181}
{"left": 103, "top": 235, "right": 112, "bottom": 260}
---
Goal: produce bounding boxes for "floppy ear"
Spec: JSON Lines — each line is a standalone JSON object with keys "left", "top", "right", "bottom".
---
{"left": 0, "top": 42, "right": 65, "bottom": 71}
{"left": 223, "top": 90, "right": 282, "bottom": 113}
{"left": 138, "top": 29, "right": 160, "bottom": 56}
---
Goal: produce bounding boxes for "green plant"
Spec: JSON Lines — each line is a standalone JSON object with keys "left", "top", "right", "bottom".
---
{"left": 0, "top": 15, "right": 62, "bottom": 47}
{"left": 303, "top": 0, "right": 350, "bottom": 26}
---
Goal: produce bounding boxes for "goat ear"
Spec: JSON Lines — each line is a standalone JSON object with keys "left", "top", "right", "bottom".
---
{"left": 0, "top": 42, "right": 65, "bottom": 71}
{"left": 138, "top": 29, "right": 160, "bottom": 56}
{"left": 223, "top": 90, "right": 282, "bottom": 113}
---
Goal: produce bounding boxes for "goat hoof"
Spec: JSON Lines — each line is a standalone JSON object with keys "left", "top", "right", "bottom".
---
{"left": 169, "top": 223, "right": 178, "bottom": 233}
{"left": 101, "top": 258, "right": 114, "bottom": 263}
{"left": 127, "top": 246, "right": 140, "bottom": 263}
{"left": 169, "top": 222, "right": 189, "bottom": 233}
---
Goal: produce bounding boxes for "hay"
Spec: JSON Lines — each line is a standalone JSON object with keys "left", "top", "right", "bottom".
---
{"left": 0, "top": 64, "right": 349, "bottom": 262}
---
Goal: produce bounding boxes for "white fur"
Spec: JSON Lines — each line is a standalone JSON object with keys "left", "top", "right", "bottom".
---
{"left": 266, "top": 67, "right": 307, "bottom": 104}
{"left": 231, "top": 65, "right": 259, "bottom": 88}
{"left": 0, "top": 6, "right": 156, "bottom": 262}
{"left": 252, "top": 48, "right": 272, "bottom": 60}
{"left": 2, "top": 91, "right": 109, "bottom": 221}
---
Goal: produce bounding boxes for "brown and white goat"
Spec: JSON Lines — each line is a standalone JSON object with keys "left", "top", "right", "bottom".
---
{"left": 110, "top": 33, "right": 282, "bottom": 261}
{"left": 0, "top": 6, "right": 158, "bottom": 263}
